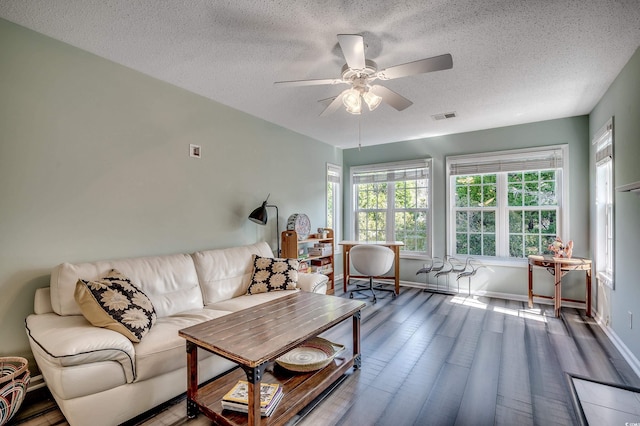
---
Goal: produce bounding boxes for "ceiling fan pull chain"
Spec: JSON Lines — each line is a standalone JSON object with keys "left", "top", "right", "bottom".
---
{"left": 358, "top": 117, "right": 362, "bottom": 151}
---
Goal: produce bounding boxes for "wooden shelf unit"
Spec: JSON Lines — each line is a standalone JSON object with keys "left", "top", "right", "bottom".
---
{"left": 281, "top": 228, "right": 334, "bottom": 295}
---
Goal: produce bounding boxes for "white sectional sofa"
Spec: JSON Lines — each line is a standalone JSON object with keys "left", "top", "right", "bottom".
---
{"left": 25, "top": 242, "right": 328, "bottom": 426}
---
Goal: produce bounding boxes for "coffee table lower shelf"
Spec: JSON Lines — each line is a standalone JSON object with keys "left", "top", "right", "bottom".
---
{"left": 192, "top": 353, "right": 354, "bottom": 426}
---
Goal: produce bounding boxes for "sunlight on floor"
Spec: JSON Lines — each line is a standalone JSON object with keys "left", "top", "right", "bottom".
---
{"left": 450, "top": 295, "right": 548, "bottom": 323}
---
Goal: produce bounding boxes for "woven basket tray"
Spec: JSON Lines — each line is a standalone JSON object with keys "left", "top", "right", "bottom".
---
{"left": 276, "top": 337, "right": 345, "bottom": 373}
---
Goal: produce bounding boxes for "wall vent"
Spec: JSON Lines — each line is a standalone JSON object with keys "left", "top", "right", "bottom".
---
{"left": 432, "top": 111, "right": 457, "bottom": 120}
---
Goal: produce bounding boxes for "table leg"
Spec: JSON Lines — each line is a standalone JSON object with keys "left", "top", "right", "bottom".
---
{"left": 343, "top": 246, "right": 350, "bottom": 293}
{"left": 186, "top": 341, "right": 199, "bottom": 418}
{"left": 353, "top": 310, "right": 361, "bottom": 369}
{"left": 586, "top": 267, "right": 592, "bottom": 317}
{"left": 554, "top": 263, "right": 562, "bottom": 317}
{"left": 528, "top": 263, "right": 533, "bottom": 309}
{"left": 393, "top": 246, "right": 400, "bottom": 295}
{"left": 241, "top": 363, "right": 268, "bottom": 426}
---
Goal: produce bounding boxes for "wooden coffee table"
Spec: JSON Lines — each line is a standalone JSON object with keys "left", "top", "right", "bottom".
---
{"left": 178, "top": 291, "right": 366, "bottom": 426}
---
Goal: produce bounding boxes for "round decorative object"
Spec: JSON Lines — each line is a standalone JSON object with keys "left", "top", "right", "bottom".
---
{"left": 276, "top": 337, "right": 345, "bottom": 373}
{"left": 0, "top": 357, "right": 30, "bottom": 426}
{"left": 286, "top": 213, "right": 311, "bottom": 240}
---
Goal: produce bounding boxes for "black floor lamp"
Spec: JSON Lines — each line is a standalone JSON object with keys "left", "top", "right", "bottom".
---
{"left": 248, "top": 194, "right": 280, "bottom": 256}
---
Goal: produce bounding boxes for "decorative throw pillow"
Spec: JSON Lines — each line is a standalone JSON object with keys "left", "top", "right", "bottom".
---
{"left": 247, "top": 255, "right": 299, "bottom": 295}
{"left": 74, "top": 269, "right": 157, "bottom": 342}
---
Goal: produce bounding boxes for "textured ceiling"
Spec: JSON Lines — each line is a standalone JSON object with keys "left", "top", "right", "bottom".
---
{"left": 1, "top": 1, "right": 639, "bottom": 148}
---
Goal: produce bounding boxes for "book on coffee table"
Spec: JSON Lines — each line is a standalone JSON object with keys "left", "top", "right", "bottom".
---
{"left": 221, "top": 380, "right": 283, "bottom": 416}
{"left": 222, "top": 388, "right": 283, "bottom": 416}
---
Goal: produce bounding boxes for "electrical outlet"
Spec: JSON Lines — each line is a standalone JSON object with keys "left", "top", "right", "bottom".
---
{"left": 629, "top": 311, "right": 633, "bottom": 329}
{"left": 189, "top": 144, "right": 201, "bottom": 158}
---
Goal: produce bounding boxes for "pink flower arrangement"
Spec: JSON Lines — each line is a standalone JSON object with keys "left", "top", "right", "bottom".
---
{"left": 548, "top": 237, "right": 573, "bottom": 258}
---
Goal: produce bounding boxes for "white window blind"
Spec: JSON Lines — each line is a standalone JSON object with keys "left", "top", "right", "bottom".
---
{"left": 594, "top": 120, "right": 614, "bottom": 165}
{"left": 352, "top": 164, "right": 429, "bottom": 183}
{"left": 327, "top": 163, "right": 341, "bottom": 184}
{"left": 449, "top": 147, "right": 564, "bottom": 176}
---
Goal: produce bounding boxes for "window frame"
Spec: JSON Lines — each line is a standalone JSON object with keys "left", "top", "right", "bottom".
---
{"left": 592, "top": 118, "right": 614, "bottom": 288}
{"left": 326, "top": 162, "right": 342, "bottom": 254}
{"left": 446, "top": 145, "right": 569, "bottom": 265}
{"left": 349, "top": 158, "right": 432, "bottom": 259}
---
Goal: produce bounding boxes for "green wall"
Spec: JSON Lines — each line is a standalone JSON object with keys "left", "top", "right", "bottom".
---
{"left": 0, "top": 18, "right": 341, "bottom": 360}
{"left": 343, "top": 117, "right": 591, "bottom": 299}
{"left": 589, "top": 47, "right": 640, "bottom": 362}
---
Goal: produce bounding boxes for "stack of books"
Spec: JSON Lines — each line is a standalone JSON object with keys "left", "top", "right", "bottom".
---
{"left": 311, "top": 257, "right": 332, "bottom": 273}
{"left": 307, "top": 243, "right": 332, "bottom": 257}
{"left": 221, "top": 380, "right": 283, "bottom": 417}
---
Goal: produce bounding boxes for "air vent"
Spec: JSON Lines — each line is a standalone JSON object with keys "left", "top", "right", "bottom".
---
{"left": 432, "top": 111, "right": 457, "bottom": 120}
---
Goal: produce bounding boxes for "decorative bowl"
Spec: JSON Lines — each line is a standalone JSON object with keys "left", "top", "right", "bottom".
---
{"left": 276, "top": 337, "right": 345, "bottom": 373}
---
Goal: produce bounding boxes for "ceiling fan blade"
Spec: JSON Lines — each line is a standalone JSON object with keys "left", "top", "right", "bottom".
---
{"left": 274, "top": 78, "right": 344, "bottom": 87}
{"left": 319, "top": 93, "right": 345, "bottom": 116}
{"left": 377, "top": 54, "right": 453, "bottom": 80}
{"left": 371, "top": 85, "right": 413, "bottom": 111}
{"left": 337, "top": 34, "right": 366, "bottom": 70}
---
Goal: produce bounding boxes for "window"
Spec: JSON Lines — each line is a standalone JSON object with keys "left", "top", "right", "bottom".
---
{"left": 447, "top": 146, "right": 568, "bottom": 260}
{"left": 351, "top": 159, "right": 432, "bottom": 256}
{"left": 326, "top": 163, "right": 342, "bottom": 253}
{"left": 593, "top": 119, "right": 614, "bottom": 288}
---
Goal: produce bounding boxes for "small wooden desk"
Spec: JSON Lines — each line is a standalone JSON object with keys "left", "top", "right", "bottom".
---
{"left": 340, "top": 241, "right": 404, "bottom": 295}
{"left": 528, "top": 255, "right": 592, "bottom": 318}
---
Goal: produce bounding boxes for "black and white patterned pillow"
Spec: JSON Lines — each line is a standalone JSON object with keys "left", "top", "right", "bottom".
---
{"left": 247, "top": 255, "right": 299, "bottom": 295}
{"left": 74, "top": 269, "right": 157, "bottom": 342}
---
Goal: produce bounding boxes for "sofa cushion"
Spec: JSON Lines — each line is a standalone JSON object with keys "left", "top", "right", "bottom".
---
{"left": 51, "top": 253, "right": 202, "bottom": 317}
{"left": 191, "top": 242, "right": 275, "bottom": 305}
{"left": 134, "top": 308, "right": 233, "bottom": 382}
{"left": 74, "top": 269, "right": 157, "bottom": 342}
{"left": 247, "top": 255, "right": 298, "bottom": 295}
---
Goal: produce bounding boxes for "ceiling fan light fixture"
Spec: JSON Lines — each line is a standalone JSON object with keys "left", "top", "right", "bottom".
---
{"left": 362, "top": 88, "right": 382, "bottom": 111}
{"left": 342, "top": 88, "right": 362, "bottom": 114}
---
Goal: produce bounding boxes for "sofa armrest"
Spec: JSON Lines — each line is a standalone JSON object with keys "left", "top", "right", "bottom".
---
{"left": 25, "top": 313, "right": 136, "bottom": 383}
{"left": 34, "top": 287, "right": 53, "bottom": 314}
{"left": 297, "top": 273, "right": 328, "bottom": 294}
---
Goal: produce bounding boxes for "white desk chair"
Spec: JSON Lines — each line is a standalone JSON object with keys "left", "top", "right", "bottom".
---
{"left": 349, "top": 245, "right": 396, "bottom": 304}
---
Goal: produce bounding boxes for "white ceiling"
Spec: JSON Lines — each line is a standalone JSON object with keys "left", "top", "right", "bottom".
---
{"left": 1, "top": 1, "right": 639, "bottom": 149}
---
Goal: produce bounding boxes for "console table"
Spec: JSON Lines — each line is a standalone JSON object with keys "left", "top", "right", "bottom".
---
{"left": 527, "top": 255, "right": 592, "bottom": 318}
{"left": 340, "top": 241, "right": 404, "bottom": 295}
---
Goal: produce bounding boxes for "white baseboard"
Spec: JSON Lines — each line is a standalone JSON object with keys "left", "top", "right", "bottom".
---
{"left": 595, "top": 317, "right": 640, "bottom": 380}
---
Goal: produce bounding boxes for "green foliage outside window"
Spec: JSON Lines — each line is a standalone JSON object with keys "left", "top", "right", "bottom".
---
{"left": 507, "top": 171, "right": 557, "bottom": 257}
{"left": 355, "top": 175, "right": 429, "bottom": 253}
{"left": 454, "top": 170, "right": 558, "bottom": 258}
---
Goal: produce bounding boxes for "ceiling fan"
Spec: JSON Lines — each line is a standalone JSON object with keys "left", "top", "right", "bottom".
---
{"left": 274, "top": 34, "right": 453, "bottom": 116}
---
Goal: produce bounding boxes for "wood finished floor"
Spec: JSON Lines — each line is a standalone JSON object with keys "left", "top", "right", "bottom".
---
{"left": 12, "top": 284, "right": 640, "bottom": 426}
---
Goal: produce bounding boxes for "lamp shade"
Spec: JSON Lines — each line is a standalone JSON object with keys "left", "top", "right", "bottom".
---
{"left": 362, "top": 88, "right": 382, "bottom": 111}
{"left": 248, "top": 194, "right": 280, "bottom": 256}
{"left": 342, "top": 88, "right": 362, "bottom": 115}
{"left": 248, "top": 201, "right": 268, "bottom": 225}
